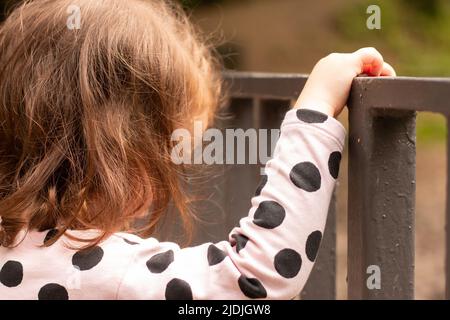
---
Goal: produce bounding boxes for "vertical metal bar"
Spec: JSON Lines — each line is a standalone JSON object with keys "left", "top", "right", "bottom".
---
{"left": 348, "top": 92, "right": 416, "bottom": 298}
{"left": 301, "top": 190, "right": 337, "bottom": 300}
{"left": 257, "top": 99, "right": 290, "bottom": 128}
{"left": 222, "top": 98, "right": 261, "bottom": 231}
{"left": 257, "top": 99, "right": 289, "bottom": 173}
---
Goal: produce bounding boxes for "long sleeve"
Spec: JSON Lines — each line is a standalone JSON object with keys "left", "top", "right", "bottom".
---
{"left": 117, "top": 108, "right": 346, "bottom": 300}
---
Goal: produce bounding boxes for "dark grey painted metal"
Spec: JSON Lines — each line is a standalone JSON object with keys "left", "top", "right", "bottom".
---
{"left": 224, "top": 72, "right": 450, "bottom": 114}
{"left": 301, "top": 190, "right": 337, "bottom": 300}
{"left": 349, "top": 77, "right": 450, "bottom": 113}
{"left": 221, "top": 98, "right": 261, "bottom": 232}
{"left": 225, "top": 72, "right": 450, "bottom": 113}
{"left": 224, "top": 72, "right": 307, "bottom": 100}
{"left": 189, "top": 98, "right": 259, "bottom": 245}
{"left": 348, "top": 88, "right": 416, "bottom": 299}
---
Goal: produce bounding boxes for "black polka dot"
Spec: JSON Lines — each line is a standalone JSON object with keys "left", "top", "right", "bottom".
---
{"left": 146, "top": 250, "right": 174, "bottom": 273}
{"left": 72, "top": 246, "right": 104, "bottom": 271}
{"left": 238, "top": 276, "right": 267, "bottom": 299}
{"left": 296, "top": 109, "right": 328, "bottom": 123}
{"left": 165, "top": 278, "right": 193, "bottom": 300}
{"left": 328, "top": 151, "right": 342, "bottom": 179}
{"left": 306, "top": 230, "right": 322, "bottom": 262}
{"left": 124, "top": 238, "right": 139, "bottom": 245}
{"left": 38, "top": 283, "right": 69, "bottom": 300}
{"left": 289, "top": 162, "right": 321, "bottom": 192}
{"left": 231, "top": 234, "right": 249, "bottom": 253}
{"left": 44, "top": 229, "right": 58, "bottom": 244}
{"left": 0, "top": 260, "right": 23, "bottom": 287}
{"left": 207, "top": 245, "right": 227, "bottom": 266}
{"left": 255, "top": 175, "right": 268, "bottom": 196}
{"left": 253, "top": 201, "right": 286, "bottom": 229}
{"left": 274, "top": 248, "right": 302, "bottom": 278}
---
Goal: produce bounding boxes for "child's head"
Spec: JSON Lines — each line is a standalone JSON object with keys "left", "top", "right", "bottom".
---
{"left": 0, "top": 0, "right": 222, "bottom": 247}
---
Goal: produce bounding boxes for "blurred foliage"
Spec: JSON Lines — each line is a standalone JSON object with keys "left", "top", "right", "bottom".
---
{"left": 336, "top": 0, "right": 450, "bottom": 77}
{"left": 402, "top": 0, "right": 440, "bottom": 17}
{"left": 416, "top": 113, "right": 447, "bottom": 145}
{"left": 337, "top": 0, "right": 450, "bottom": 144}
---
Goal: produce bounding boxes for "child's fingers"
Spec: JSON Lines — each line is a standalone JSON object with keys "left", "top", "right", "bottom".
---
{"left": 352, "top": 47, "right": 384, "bottom": 76}
{"left": 380, "top": 62, "right": 396, "bottom": 76}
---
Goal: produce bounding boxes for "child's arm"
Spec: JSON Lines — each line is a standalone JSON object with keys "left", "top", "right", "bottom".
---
{"left": 117, "top": 48, "right": 395, "bottom": 299}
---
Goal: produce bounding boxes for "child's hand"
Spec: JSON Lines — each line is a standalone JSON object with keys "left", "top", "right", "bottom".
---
{"left": 294, "top": 47, "right": 396, "bottom": 117}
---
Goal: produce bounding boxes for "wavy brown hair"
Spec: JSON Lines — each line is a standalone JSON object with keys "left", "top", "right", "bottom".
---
{"left": 0, "top": 0, "right": 222, "bottom": 247}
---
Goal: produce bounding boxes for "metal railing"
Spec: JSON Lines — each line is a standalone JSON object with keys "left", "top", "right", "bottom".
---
{"left": 158, "top": 72, "right": 450, "bottom": 299}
